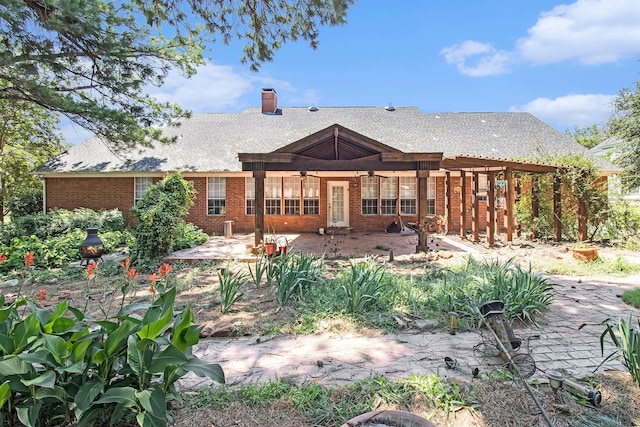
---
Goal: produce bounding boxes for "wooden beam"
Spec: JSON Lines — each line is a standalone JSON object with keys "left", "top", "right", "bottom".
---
{"left": 531, "top": 175, "right": 539, "bottom": 240}
{"left": 459, "top": 170, "right": 467, "bottom": 239}
{"left": 553, "top": 175, "right": 562, "bottom": 242}
{"left": 444, "top": 172, "right": 452, "bottom": 234}
{"left": 577, "top": 199, "right": 587, "bottom": 242}
{"left": 381, "top": 153, "right": 443, "bottom": 162}
{"left": 239, "top": 153, "right": 293, "bottom": 163}
{"left": 253, "top": 166, "right": 265, "bottom": 247}
{"left": 504, "top": 167, "right": 514, "bottom": 244}
{"left": 416, "top": 168, "right": 430, "bottom": 252}
{"left": 471, "top": 172, "right": 479, "bottom": 243}
{"left": 486, "top": 171, "right": 496, "bottom": 247}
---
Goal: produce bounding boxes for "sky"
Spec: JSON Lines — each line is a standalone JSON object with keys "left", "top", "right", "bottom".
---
{"left": 63, "top": 0, "right": 640, "bottom": 144}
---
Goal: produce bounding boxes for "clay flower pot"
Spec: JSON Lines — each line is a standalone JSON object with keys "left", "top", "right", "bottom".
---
{"left": 341, "top": 410, "right": 438, "bottom": 427}
{"left": 264, "top": 242, "right": 277, "bottom": 256}
{"left": 572, "top": 246, "right": 598, "bottom": 262}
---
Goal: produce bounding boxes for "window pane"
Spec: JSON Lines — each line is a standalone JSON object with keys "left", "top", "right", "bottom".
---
{"left": 399, "top": 177, "right": 417, "bottom": 215}
{"left": 302, "top": 176, "right": 320, "bottom": 216}
{"left": 265, "top": 177, "right": 281, "bottom": 215}
{"left": 361, "top": 177, "right": 378, "bottom": 215}
{"left": 207, "top": 177, "right": 226, "bottom": 215}
{"left": 134, "top": 177, "right": 153, "bottom": 202}
{"left": 246, "top": 177, "right": 255, "bottom": 215}
{"left": 380, "top": 177, "right": 397, "bottom": 215}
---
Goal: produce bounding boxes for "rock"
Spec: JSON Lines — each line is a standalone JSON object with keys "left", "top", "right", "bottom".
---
{"left": 437, "top": 250, "right": 454, "bottom": 259}
{"left": 1, "top": 279, "right": 19, "bottom": 287}
{"left": 413, "top": 319, "right": 438, "bottom": 330}
{"left": 210, "top": 326, "right": 237, "bottom": 337}
{"left": 200, "top": 326, "right": 213, "bottom": 338}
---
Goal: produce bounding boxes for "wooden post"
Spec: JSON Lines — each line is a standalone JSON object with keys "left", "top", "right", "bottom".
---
{"left": 531, "top": 175, "right": 539, "bottom": 240}
{"left": 471, "top": 172, "right": 479, "bottom": 243}
{"left": 253, "top": 165, "right": 265, "bottom": 247}
{"left": 444, "top": 171, "right": 452, "bottom": 234}
{"left": 577, "top": 199, "right": 587, "bottom": 242}
{"left": 416, "top": 165, "right": 430, "bottom": 252}
{"left": 553, "top": 174, "right": 562, "bottom": 242}
{"left": 459, "top": 170, "right": 467, "bottom": 239}
{"left": 504, "top": 167, "right": 514, "bottom": 244}
{"left": 486, "top": 171, "right": 496, "bottom": 247}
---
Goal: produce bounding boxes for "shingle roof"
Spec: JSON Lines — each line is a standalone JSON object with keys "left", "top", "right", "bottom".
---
{"left": 37, "top": 107, "right": 592, "bottom": 174}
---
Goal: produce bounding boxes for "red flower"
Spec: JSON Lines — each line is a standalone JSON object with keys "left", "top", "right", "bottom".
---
{"left": 24, "top": 252, "right": 35, "bottom": 268}
{"left": 0, "top": 254, "right": 6, "bottom": 264}
{"left": 34, "top": 289, "right": 47, "bottom": 302}
{"left": 127, "top": 268, "right": 139, "bottom": 281}
{"left": 149, "top": 273, "right": 159, "bottom": 294}
{"left": 120, "top": 258, "right": 131, "bottom": 272}
{"left": 158, "top": 263, "right": 172, "bottom": 278}
{"left": 86, "top": 262, "right": 98, "bottom": 278}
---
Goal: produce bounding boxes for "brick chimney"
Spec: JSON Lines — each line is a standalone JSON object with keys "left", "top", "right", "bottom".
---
{"left": 261, "top": 88, "right": 277, "bottom": 114}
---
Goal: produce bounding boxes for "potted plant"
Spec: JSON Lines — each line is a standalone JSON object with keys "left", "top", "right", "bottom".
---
{"left": 263, "top": 236, "right": 277, "bottom": 256}
{"left": 572, "top": 242, "right": 598, "bottom": 261}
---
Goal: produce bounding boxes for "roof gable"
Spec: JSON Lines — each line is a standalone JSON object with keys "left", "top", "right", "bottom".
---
{"left": 274, "top": 125, "right": 402, "bottom": 161}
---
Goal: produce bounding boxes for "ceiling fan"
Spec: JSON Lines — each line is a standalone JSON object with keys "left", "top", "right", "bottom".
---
{"left": 357, "top": 170, "right": 389, "bottom": 179}
{"left": 291, "top": 171, "right": 321, "bottom": 179}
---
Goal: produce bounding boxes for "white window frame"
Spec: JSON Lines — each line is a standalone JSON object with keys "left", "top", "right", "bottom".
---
{"left": 477, "top": 174, "right": 488, "bottom": 203}
{"left": 380, "top": 177, "right": 398, "bottom": 215}
{"left": 399, "top": 177, "right": 417, "bottom": 215}
{"left": 265, "top": 177, "right": 282, "bottom": 216}
{"left": 283, "top": 177, "right": 301, "bottom": 215}
{"left": 302, "top": 176, "right": 320, "bottom": 215}
{"left": 361, "top": 176, "right": 379, "bottom": 215}
{"left": 245, "top": 177, "right": 255, "bottom": 215}
{"left": 426, "top": 176, "right": 436, "bottom": 216}
{"left": 134, "top": 177, "right": 153, "bottom": 204}
{"left": 207, "top": 177, "right": 226, "bottom": 216}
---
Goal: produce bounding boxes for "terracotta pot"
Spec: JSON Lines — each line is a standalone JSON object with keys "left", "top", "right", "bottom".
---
{"left": 279, "top": 246, "right": 287, "bottom": 256}
{"left": 264, "top": 243, "right": 277, "bottom": 256}
{"left": 341, "top": 410, "right": 438, "bottom": 427}
{"left": 572, "top": 247, "right": 598, "bottom": 262}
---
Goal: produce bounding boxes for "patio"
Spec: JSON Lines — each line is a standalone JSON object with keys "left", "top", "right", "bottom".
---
{"left": 163, "top": 230, "right": 480, "bottom": 263}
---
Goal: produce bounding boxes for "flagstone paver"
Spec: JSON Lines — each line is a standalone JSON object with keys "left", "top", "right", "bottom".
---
{"left": 178, "top": 274, "right": 640, "bottom": 391}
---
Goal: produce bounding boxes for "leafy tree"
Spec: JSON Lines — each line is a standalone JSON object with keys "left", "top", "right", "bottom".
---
{"left": 131, "top": 172, "right": 196, "bottom": 267}
{"left": 565, "top": 124, "right": 608, "bottom": 149}
{"left": 609, "top": 81, "right": 640, "bottom": 190}
{"left": 0, "top": 0, "right": 353, "bottom": 151}
{"left": 0, "top": 100, "right": 65, "bottom": 222}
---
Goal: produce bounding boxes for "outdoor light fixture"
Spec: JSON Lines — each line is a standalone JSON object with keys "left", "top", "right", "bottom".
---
{"left": 80, "top": 227, "right": 104, "bottom": 266}
{"left": 546, "top": 371, "right": 564, "bottom": 395}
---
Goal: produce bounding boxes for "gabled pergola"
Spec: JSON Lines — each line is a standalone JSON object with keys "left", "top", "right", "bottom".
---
{"left": 239, "top": 124, "right": 570, "bottom": 251}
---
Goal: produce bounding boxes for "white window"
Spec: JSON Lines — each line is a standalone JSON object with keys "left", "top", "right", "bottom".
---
{"left": 265, "top": 177, "right": 282, "bottom": 215}
{"left": 399, "top": 177, "right": 417, "bottom": 215}
{"left": 477, "top": 174, "right": 488, "bottom": 202}
{"left": 380, "top": 177, "right": 398, "bottom": 215}
{"left": 283, "top": 177, "right": 301, "bottom": 215}
{"left": 245, "top": 177, "right": 255, "bottom": 215}
{"left": 207, "top": 177, "right": 226, "bottom": 215}
{"left": 302, "top": 176, "right": 320, "bottom": 215}
{"left": 426, "top": 176, "right": 436, "bottom": 215}
{"left": 361, "top": 176, "right": 378, "bottom": 215}
{"left": 134, "top": 177, "right": 153, "bottom": 203}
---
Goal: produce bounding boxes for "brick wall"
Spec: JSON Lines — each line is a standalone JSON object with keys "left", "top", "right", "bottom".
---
{"left": 46, "top": 174, "right": 500, "bottom": 235}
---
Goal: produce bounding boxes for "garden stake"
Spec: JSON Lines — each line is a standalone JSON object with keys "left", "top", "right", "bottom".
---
{"left": 476, "top": 305, "right": 555, "bottom": 427}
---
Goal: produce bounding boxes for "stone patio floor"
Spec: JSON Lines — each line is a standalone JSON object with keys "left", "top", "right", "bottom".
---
{"left": 169, "top": 232, "right": 639, "bottom": 395}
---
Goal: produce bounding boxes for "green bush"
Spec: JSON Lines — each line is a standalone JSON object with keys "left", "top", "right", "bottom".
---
{"left": 0, "top": 229, "right": 132, "bottom": 272}
{"left": 598, "top": 315, "right": 640, "bottom": 385}
{"left": 0, "top": 208, "right": 126, "bottom": 245}
{"left": 5, "top": 187, "right": 42, "bottom": 218}
{"left": 172, "top": 223, "right": 209, "bottom": 251}
{"left": 131, "top": 173, "right": 196, "bottom": 268}
{"left": 270, "top": 252, "right": 324, "bottom": 305}
{"left": 339, "top": 258, "right": 387, "bottom": 314}
{"left": 0, "top": 288, "right": 224, "bottom": 426}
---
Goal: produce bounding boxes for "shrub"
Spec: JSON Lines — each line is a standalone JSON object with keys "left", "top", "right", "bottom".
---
{"left": 270, "top": 252, "right": 323, "bottom": 305}
{"left": 172, "top": 222, "right": 209, "bottom": 251}
{"left": 218, "top": 266, "right": 247, "bottom": 313}
{"left": 5, "top": 187, "right": 42, "bottom": 218}
{"left": 131, "top": 173, "right": 196, "bottom": 267}
{"left": 0, "top": 288, "right": 224, "bottom": 426}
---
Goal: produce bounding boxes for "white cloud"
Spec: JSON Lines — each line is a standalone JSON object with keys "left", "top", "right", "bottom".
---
{"left": 440, "top": 41, "right": 513, "bottom": 76}
{"left": 517, "top": 0, "right": 640, "bottom": 65}
{"left": 441, "top": 0, "right": 640, "bottom": 75}
{"left": 147, "top": 63, "right": 255, "bottom": 111}
{"left": 510, "top": 93, "right": 615, "bottom": 128}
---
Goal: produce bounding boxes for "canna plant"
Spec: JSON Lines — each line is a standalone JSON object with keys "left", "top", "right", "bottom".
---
{"left": 0, "top": 287, "right": 224, "bottom": 426}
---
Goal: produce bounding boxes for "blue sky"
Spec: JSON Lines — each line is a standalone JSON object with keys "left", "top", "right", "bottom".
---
{"left": 64, "top": 0, "right": 640, "bottom": 143}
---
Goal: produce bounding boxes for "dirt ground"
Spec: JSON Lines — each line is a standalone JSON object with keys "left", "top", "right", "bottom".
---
{"left": 5, "top": 236, "right": 640, "bottom": 426}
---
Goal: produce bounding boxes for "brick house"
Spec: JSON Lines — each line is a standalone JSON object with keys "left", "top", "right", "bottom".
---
{"left": 37, "top": 88, "right": 607, "bottom": 248}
